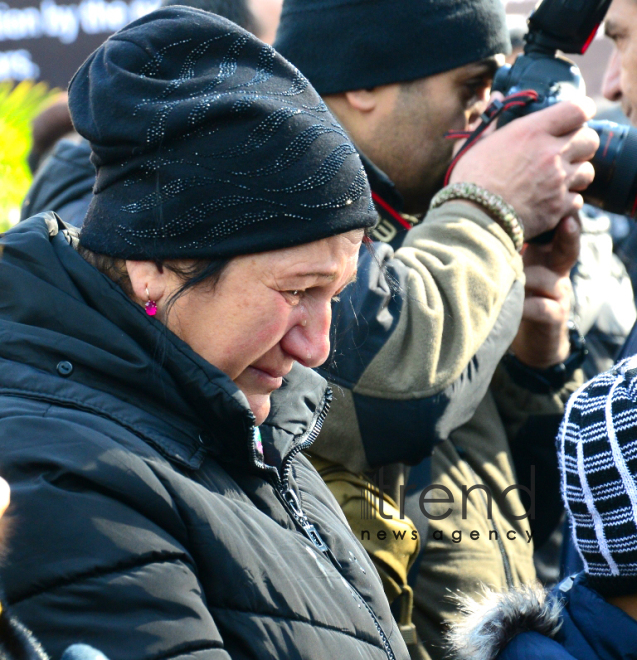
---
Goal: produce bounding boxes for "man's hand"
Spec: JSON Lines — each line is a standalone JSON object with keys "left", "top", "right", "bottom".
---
{"left": 450, "top": 98, "right": 599, "bottom": 240}
{"left": 510, "top": 216, "right": 580, "bottom": 368}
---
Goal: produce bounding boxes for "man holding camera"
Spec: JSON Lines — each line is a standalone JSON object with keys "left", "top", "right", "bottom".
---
{"left": 275, "top": 0, "right": 597, "bottom": 656}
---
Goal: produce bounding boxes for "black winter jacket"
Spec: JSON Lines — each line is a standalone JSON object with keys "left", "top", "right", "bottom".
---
{"left": 0, "top": 215, "right": 409, "bottom": 660}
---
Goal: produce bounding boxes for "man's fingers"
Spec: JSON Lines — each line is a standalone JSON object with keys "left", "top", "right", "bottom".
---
{"left": 562, "top": 125, "right": 600, "bottom": 165}
{"left": 522, "top": 296, "right": 567, "bottom": 324}
{"left": 523, "top": 258, "right": 575, "bottom": 295}
{"left": 564, "top": 191, "right": 584, "bottom": 216}
{"left": 549, "top": 216, "right": 581, "bottom": 274}
{"left": 568, "top": 161, "right": 596, "bottom": 192}
{"left": 529, "top": 97, "right": 596, "bottom": 137}
{"left": 523, "top": 264, "right": 562, "bottom": 297}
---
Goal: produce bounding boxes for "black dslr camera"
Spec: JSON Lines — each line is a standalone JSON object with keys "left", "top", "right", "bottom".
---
{"left": 493, "top": 0, "right": 637, "bottom": 217}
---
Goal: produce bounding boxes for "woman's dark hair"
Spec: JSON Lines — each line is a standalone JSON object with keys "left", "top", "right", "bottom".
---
{"left": 162, "top": 259, "right": 231, "bottom": 311}
{"left": 77, "top": 245, "right": 230, "bottom": 313}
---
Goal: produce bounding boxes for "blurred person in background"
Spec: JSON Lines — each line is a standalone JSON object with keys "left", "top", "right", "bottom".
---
{"left": 26, "top": 91, "right": 74, "bottom": 174}
{"left": 21, "top": 0, "right": 283, "bottom": 226}
{"left": 505, "top": 14, "right": 527, "bottom": 64}
{"left": 600, "top": 0, "right": 637, "bottom": 309}
{"left": 162, "top": 0, "right": 283, "bottom": 42}
{"left": 602, "top": 0, "right": 637, "bottom": 123}
{"left": 274, "top": 0, "right": 598, "bottom": 656}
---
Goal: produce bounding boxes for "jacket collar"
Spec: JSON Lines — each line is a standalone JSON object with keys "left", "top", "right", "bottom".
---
{"left": 0, "top": 214, "right": 329, "bottom": 477}
{"left": 446, "top": 583, "right": 563, "bottom": 660}
{"left": 359, "top": 151, "right": 404, "bottom": 213}
{"left": 358, "top": 152, "right": 420, "bottom": 250}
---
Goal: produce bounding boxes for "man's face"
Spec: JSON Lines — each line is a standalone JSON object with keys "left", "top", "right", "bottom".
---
{"left": 603, "top": 0, "right": 637, "bottom": 125}
{"left": 371, "top": 58, "right": 498, "bottom": 214}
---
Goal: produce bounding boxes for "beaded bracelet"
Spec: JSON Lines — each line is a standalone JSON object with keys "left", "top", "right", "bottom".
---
{"left": 429, "top": 182, "right": 524, "bottom": 252}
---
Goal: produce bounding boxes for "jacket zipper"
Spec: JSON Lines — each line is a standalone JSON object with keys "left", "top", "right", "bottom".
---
{"left": 268, "top": 398, "right": 396, "bottom": 660}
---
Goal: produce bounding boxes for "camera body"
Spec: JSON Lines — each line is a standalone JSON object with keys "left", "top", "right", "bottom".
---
{"left": 492, "top": 0, "right": 637, "bottom": 217}
{"left": 493, "top": 52, "right": 585, "bottom": 125}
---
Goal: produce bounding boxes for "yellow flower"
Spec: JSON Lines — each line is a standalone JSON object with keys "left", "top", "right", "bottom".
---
{"left": 0, "top": 81, "right": 57, "bottom": 232}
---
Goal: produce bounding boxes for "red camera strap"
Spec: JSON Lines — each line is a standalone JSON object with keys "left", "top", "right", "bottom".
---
{"left": 443, "top": 90, "right": 540, "bottom": 187}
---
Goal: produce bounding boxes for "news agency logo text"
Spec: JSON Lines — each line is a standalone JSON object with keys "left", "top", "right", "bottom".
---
{"left": 359, "top": 465, "right": 535, "bottom": 545}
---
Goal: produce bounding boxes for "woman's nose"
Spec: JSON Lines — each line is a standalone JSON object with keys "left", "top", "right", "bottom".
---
{"left": 602, "top": 49, "right": 623, "bottom": 103}
{"left": 281, "top": 301, "right": 332, "bottom": 368}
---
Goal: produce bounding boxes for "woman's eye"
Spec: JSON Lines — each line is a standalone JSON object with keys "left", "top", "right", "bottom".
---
{"left": 283, "top": 290, "right": 303, "bottom": 305}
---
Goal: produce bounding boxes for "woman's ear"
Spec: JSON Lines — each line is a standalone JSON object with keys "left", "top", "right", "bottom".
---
{"left": 125, "top": 260, "right": 168, "bottom": 307}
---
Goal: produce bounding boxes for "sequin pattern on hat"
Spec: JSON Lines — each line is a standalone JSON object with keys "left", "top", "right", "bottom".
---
{"left": 69, "top": 6, "right": 376, "bottom": 261}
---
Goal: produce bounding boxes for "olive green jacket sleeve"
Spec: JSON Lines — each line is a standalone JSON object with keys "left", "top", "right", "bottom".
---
{"left": 315, "top": 201, "right": 525, "bottom": 472}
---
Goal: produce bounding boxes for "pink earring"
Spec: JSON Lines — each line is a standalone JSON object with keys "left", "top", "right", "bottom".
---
{"left": 145, "top": 287, "right": 157, "bottom": 316}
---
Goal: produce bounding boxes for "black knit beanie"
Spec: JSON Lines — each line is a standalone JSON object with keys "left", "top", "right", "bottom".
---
{"left": 559, "top": 356, "right": 637, "bottom": 598}
{"left": 274, "top": 0, "right": 511, "bottom": 95}
{"left": 68, "top": 6, "right": 376, "bottom": 260}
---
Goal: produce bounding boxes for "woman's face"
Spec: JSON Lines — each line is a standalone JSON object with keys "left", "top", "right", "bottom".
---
{"left": 128, "top": 229, "right": 362, "bottom": 425}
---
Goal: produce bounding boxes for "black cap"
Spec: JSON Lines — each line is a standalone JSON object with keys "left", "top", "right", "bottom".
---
{"left": 69, "top": 6, "right": 376, "bottom": 260}
{"left": 274, "top": 0, "right": 511, "bottom": 95}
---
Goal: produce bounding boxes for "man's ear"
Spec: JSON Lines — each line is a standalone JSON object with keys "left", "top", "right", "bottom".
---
{"left": 125, "top": 260, "right": 168, "bottom": 306}
{"left": 344, "top": 88, "right": 379, "bottom": 113}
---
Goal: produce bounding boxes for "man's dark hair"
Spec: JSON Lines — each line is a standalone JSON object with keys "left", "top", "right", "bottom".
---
{"left": 160, "top": 0, "right": 258, "bottom": 34}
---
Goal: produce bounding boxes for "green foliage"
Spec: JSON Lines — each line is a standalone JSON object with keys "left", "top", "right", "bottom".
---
{"left": 0, "top": 81, "right": 57, "bottom": 232}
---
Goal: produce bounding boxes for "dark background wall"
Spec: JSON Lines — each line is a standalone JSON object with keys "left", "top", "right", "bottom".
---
{"left": 0, "top": 0, "right": 159, "bottom": 88}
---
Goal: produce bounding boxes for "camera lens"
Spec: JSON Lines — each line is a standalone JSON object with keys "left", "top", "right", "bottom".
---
{"left": 586, "top": 120, "right": 637, "bottom": 217}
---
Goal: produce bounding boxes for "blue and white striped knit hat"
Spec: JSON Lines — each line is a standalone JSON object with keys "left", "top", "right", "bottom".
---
{"left": 559, "top": 355, "right": 637, "bottom": 596}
